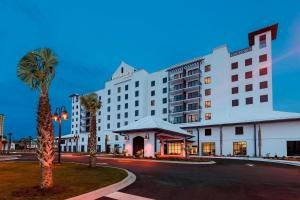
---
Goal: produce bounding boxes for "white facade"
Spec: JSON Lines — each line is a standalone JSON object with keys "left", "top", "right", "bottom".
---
{"left": 63, "top": 24, "right": 300, "bottom": 157}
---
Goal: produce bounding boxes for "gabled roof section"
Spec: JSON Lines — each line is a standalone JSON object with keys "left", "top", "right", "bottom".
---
{"left": 248, "top": 23, "right": 278, "bottom": 46}
{"left": 112, "top": 61, "right": 136, "bottom": 80}
{"left": 114, "top": 116, "right": 191, "bottom": 136}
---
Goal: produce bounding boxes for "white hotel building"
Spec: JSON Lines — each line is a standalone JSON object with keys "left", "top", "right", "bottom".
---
{"left": 63, "top": 24, "right": 300, "bottom": 157}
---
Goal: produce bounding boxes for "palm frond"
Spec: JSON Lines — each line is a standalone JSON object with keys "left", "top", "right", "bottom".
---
{"left": 80, "top": 93, "right": 102, "bottom": 115}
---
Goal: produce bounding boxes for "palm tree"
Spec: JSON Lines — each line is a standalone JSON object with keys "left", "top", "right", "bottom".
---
{"left": 80, "top": 93, "right": 101, "bottom": 167}
{"left": 17, "top": 48, "right": 58, "bottom": 189}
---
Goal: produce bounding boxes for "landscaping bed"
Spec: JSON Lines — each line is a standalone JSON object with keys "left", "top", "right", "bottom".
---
{"left": 0, "top": 162, "right": 127, "bottom": 200}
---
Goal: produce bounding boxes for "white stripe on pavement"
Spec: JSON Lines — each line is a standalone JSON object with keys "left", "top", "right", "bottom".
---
{"left": 106, "top": 192, "right": 154, "bottom": 200}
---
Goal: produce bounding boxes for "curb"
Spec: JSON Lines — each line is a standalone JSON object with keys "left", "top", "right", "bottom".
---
{"left": 0, "top": 157, "right": 19, "bottom": 161}
{"left": 96, "top": 156, "right": 216, "bottom": 165}
{"left": 66, "top": 163, "right": 136, "bottom": 200}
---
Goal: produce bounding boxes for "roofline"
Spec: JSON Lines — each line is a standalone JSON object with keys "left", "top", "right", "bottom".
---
{"left": 180, "top": 117, "right": 300, "bottom": 129}
{"left": 69, "top": 93, "right": 80, "bottom": 98}
{"left": 166, "top": 58, "right": 204, "bottom": 72}
{"left": 248, "top": 23, "right": 278, "bottom": 46}
{"left": 113, "top": 128, "right": 191, "bottom": 137}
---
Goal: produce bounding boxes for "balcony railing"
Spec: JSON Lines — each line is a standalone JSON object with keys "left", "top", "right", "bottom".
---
{"left": 230, "top": 46, "right": 252, "bottom": 57}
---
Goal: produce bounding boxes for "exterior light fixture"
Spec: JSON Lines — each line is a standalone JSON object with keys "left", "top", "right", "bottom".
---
{"left": 124, "top": 135, "right": 129, "bottom": 141}
{"left": 145, "top": 133, "right": 149, "bottom": 140}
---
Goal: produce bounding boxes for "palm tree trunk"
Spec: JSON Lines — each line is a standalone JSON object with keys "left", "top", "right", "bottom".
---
{"left": 89, "top": 115, "right": 97, "bottom": 168}
{"left": 37, "top": 87, "right": 55, "bottom": 189}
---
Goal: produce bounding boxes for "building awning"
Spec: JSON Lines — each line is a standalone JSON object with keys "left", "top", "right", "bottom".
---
{"left": 113, "top": 116, "right": 191, "bottom": 137}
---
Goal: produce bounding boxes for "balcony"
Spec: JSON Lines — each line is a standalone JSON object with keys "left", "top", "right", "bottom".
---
{"left": 230, "top": 46, "right": 252, "bottom": 57}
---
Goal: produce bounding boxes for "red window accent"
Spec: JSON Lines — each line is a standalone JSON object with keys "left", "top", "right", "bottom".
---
{"left": 260, "top": 81, "right": 268, "bottom": 89}
{"left": 232, "top": 99, "right": 239, "bottom": 107}
{"left": 260, "top": 95, "right": 268, "bottom": 103}
{"left": 245, "top": 71, "right": 253, "bottom": 79}
{"left": 245, "top": 58, "right": 252, "bottom": 66}
{"left": 232, "top": 87, "right": 239, "bottom": 94}
{"left": 259, "top": 54, "right": 267, "bottom": 62}
{"left": 205, "top": 89, "right": 211, "bottom": 96}
{"left": 231, "top": 62, "right": 238, "bottom": 69}
{"left": 246, "top": 97, "right": 253, "bottom": 105}
{"left": 231, "top": 74, "right": 238, "bottom": 82}
{"left": 245, "top": 84, "right": 253, "bottom": 92}
{"left": 259, "top": 67, "right": 268, "bottom": 76}
{"left": 259, "top": 35, "right": 266, "bottom": 41}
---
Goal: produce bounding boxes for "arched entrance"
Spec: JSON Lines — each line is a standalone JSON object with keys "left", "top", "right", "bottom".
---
{"left": 133, "top": 136, "right": 144, "bottom": 156}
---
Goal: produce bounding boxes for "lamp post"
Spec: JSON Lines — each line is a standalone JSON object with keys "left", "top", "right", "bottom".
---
{"left": 52, "top": 106, "right": 68, "bottom": 164}
{"left": 8, "top": 132, "right": 12, "bottom": 154}
{"left": 73, "top": 133, "right": 79, "bottom": 153}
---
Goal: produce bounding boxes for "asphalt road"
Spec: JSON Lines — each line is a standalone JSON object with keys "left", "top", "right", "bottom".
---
{"left": 16, "top": 154, "right": 300, "bottom": 200}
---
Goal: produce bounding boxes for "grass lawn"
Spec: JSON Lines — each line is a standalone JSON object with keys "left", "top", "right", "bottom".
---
{"left": 0, "top": 162, "right": 127, "bottom": 200}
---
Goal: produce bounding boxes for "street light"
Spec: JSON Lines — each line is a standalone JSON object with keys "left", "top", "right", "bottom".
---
{"left": 8, "top": 132, "right": 12, "bottom": 154}
{"left": 52, "top": 106, "right": 68, "bottom": 164}
{"left": 73, "top": 133, "right": 79, "bottom": 153}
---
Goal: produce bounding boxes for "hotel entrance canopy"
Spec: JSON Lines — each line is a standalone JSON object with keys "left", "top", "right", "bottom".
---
{"left": 114, "top": 116, "right": 192, "bottom": 157}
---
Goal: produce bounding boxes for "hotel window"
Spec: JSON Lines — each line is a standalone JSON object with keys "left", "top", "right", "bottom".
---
{"left": 135, "top": 81, "right": 139, "bottom": 87}
{"left": 187, "top": 68, "right": 199, "bottom": 76}
{"left": 163, "top": 118, "right": 167, "bottom": 121}
{"left": 151, "top": 110, "right": 155, "bottom": 116}
{"left": 163, "top": 77, "right": 168, "bottom": 83}
{"left": 205, "top": 129, "right": 212, "bottom": 136}
{"left": 163, "top": 87, "right": 167, "bottom": 93}
{"left": 235, "top": 127, "right": 244, "bottom": 135}
{"left": 205, "top": 89, "right": 211, "bottom": 96}
{"left": 151, "top": 90, "right": 155, "bottom": 96}
{"left": 135, "top": 90, "right": 139, "bottom": 97}
{"left": 188, "top": 103, "right": 198, "bottom": 111}
{"left": 107, "top": 106, "right": 110, "bottom": 112}
{"left": 231, "top": 62, "right": 238, "bottom": 69}
{"left": 117, "top": 122, "right": 120, "bottom": 128}
{"left": 125, "top": 84, "right": 129, "bottom": 91}
{"left": 259, "top": 35, "right": 266, "bottom": 48}
{"left": 124, "top": 112, "right": 128, "bottom": 118}
{"left": 107, "top": 115, "right": 110, "bottom": 120}
{"left": 188, "top": 80, "right": 198, "bottom": 87}
{"left": 245, "top": 58, "right": 252, "bottom": 66}
{"left": 245, "top": 84, "right": 253, "bottom": 92}
{"left": 245, "top": 71, "right": 252, "bottom": 79}
{"left": 205, "top": 65, "right": 211, "bottom": 72}
{"left": 187, "top": 114, "right": 198, "bottom": 122}
{"left": 205, "top": 100, "right": 211, "bottom": 108}
{"left": 135, "top": 100, "right": 139, "bottom": 107}
{"left": 168, "top": 143, "right": 181, "bottom": 155}
{"left": 107, "top": 98, "right": 111, "bottom": 103}
{"left": 117, "top": 87, "right": 121, "bottom": 93}
{"left": 125, "top": 94, "right": 128, "bottom": 100}
{"left": 115, "top": 135, "right": 119, "bottom": 141}
{"left": 163, "top": 98, "right": 167, "bottom": 104}
{"left": 259, "top": 54, "right": 267, "bottom": 62}
{"left": 246, "top": 97, "right": 253, "bottom": 105}
{"left": 98, "top": 126, "right": 101, "bottom": 131}
{"left": 259, "top": 67, "right": 268, "bottom": 76}
{"left": 163, "top": 108, "right": 167, "bottom": 114}
{"left": 233, "top": 141, "right": 247, "bottom": 156}
{"left": 205, "top": 113, "right": 211, "bottom": 120}
{"left": 260, "top": 81, "right": 268, "bottom": 89}
{"left": 151, "top": 81, "right": 155, "bottom": 87}
{"left": 124, "top": 121, "right": 128, "bottom": 125}
{"left": 125, "top": 103, "right": 128, "bottom": 109}
{"left": 202, "top": 142, "right": 215, "bottom": 156}
{"left": 107, "top": 123, "right": 110, "bottom": 129}
{"left": 117, "top": 113, "right": 120, "bottom": 119}
{"left": 135, "top": 110, "right": 139, "bottom": 116}
{"left": 260, "top": 95, "right": 268, "bottom": 103}
{"left": 232, "top": 87, "right": 239, "bottom": 94}
{"left": 98, "top": 111, "right": 101, "bottom": 115}
{"left": 151, "top": 100, "right": 155, "bottom": 106}
{"left": 231, "top": 75, "right": 238, "bottom": 82}
{"left": 117, "top": 96, "right": 121, "bottom": 101}
{"left": 204, "top": 77, "right": 211, "bottom": 84}
{"left": 232, "top": 99, "right": 239, "bottom": 107}
{"left": 188, "top": 91, "right": 199, "bottom": 99}
{"left": 174, "top": 73, "right": 183, "bottom": 80}
{"left": 117, "top": 105, "right": 121, "bottom": 110}
{"left": 107, "top": 89, "right": 111, "bottom": 95}
{"left": 98, "top": 119, "right": 101, "bottom": 123}
{"left": 98, "top": 137, "right": 100, "bottom": 142}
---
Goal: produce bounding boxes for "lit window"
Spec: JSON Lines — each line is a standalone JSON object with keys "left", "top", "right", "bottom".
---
{"left": 204, "top": 77, "right": 211, "bottom": 84}
{"left": 205, "top": 65, "right": 211, "bottom": 72}
{"left": 245, "top": 71, "right": 252, "bottom": 79}
{"left": 205, "top": 89, "right": 211, "bottom": 96}
{"left": 233, "top": 141, "right": 247, "bottom": 156}
{"left": 259, "top": 67, "right": 268, "bottom": 76}
{"left": 205, "top": 113, "right": 211, "bottom": 120}
{"left": 205, "top": 100, "right": 211, "bottom": 108}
